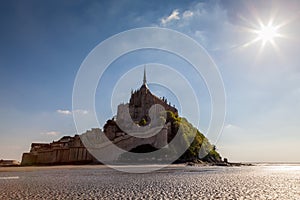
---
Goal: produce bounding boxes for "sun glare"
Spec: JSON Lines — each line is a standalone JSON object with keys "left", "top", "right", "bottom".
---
{"left": 242, "top": 18, "right": 285, "bottom": 53}
{"left": 256, "top": 24, "right": 278, "bottom": 44}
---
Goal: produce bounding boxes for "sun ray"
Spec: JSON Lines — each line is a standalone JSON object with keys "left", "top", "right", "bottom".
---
{"left": 232, "top": 7, "right": 295, "bottom": 55}
{"left": 242, "top": 37, "right": 260, "bottom": 48}
{"left": 238, "top": 14, "right": 260, "bottom": 30}
{"left": 241, "top": 17, "right": 285, "bottom": 53}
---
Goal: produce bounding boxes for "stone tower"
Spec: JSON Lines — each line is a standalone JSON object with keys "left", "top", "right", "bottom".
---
{"left": 117, "top": 66, "right": 178, "bottom": 125}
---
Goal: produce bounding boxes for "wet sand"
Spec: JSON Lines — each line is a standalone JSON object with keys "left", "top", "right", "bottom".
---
{"left": 0, "top": 164, "right": 299, "bottom": 199}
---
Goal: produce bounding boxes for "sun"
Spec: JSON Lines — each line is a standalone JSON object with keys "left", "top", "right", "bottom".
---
{"left": 256, "top": 23, "right": 279, "bottom": 44}
{"left": 236, "top": 6, "right": 293, "bottom": 57}
{"left": 242, "top": 19, "right": 285, "bottom": 52}
{"left": 252, "top": 22, "right": 281, "bottom": 47}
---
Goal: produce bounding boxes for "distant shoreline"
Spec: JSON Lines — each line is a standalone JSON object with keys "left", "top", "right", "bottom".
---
{"left": 0, "top": 162, "right": 252, "bottom": 172}
{"left": 2, "top": 162, "right": 300, "bottom": 173}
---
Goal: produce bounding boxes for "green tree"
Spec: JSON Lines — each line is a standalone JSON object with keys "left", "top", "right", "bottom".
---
{"left": 139, "top": 118, "right": 147, "bottom": 126}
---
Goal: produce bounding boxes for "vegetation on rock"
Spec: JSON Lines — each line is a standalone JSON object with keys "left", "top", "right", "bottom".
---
{"left": 164, "top": 111, "right": 221, "bottom": 163}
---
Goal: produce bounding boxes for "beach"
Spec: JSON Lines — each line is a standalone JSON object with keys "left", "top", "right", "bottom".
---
{"left": 0, "top": 164, "right": 299, "bottom": 199}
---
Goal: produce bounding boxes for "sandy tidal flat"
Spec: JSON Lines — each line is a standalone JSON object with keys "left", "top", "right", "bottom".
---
{"left": 0, "top": 164, "right": 299, "bottom": 199}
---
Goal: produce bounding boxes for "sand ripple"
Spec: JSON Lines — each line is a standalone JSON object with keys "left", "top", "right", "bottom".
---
{"left": 0, "top": 165, "right": 299, "bottom": 199}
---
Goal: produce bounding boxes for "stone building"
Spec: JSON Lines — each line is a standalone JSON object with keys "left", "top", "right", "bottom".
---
{"left": 102, "top": 67, "right": 178, "bottom": 147}
{"left": 117, "top": 67, "right": 177, "bottom": 125}
{"left": 21, "top": 133, "right": 98, "bottom": 165}
{"left": 21, "top": 67, "right": 178, "bottom": 165}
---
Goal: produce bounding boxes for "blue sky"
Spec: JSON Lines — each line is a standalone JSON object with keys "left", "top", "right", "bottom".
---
{"left": 1, "top": 0, "right": 300, "bottom": 162}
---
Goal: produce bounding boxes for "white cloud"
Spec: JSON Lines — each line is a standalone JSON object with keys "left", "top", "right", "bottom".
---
{"left": 57, "top": 109, "right": 72, "bottom": 115}
{"left": 160, "top": 9, "right": 180, "bottom": 26}
{"left": 158, "top": 2, "right": 239, "bottom": 51}
{"left": 74, "top": 109, "right": 89, "bottom": 115}
{"left": 41, "top": 131, "right": 60, "bottom": 136}
{"left": 182, "top": 10, "right": 194, "bottom": 19}
{"left": 56, "top": 109, "right": 88, "bottom": 115}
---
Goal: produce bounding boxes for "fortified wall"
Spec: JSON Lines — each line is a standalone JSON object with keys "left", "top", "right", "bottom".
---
{"left": 21, "top": 133, "right": 98, "bottom": 165}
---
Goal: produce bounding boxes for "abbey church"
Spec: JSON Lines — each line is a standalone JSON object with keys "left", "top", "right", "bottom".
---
{"left": 126, "top": 68, "right": 177, "bottom": 124}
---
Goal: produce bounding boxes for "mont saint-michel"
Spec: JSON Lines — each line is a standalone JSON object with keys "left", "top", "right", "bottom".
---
{"left": 21, "top": 68, "right": 221, "bottom": 166}
{"left": 2, "top": 1, "right": 300, "bottom": 199}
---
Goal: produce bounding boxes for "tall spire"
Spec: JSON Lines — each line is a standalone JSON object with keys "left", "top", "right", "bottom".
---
{"left": 143, "top": 65, "right": 147, "bottom": 85}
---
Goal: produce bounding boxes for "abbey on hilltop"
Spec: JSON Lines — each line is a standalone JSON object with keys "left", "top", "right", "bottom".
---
{"left": 21, "top": 67, "right": 221, "bottom": 165}
{"left": 119, "top": 67, "right": 177, "bottom": 126}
